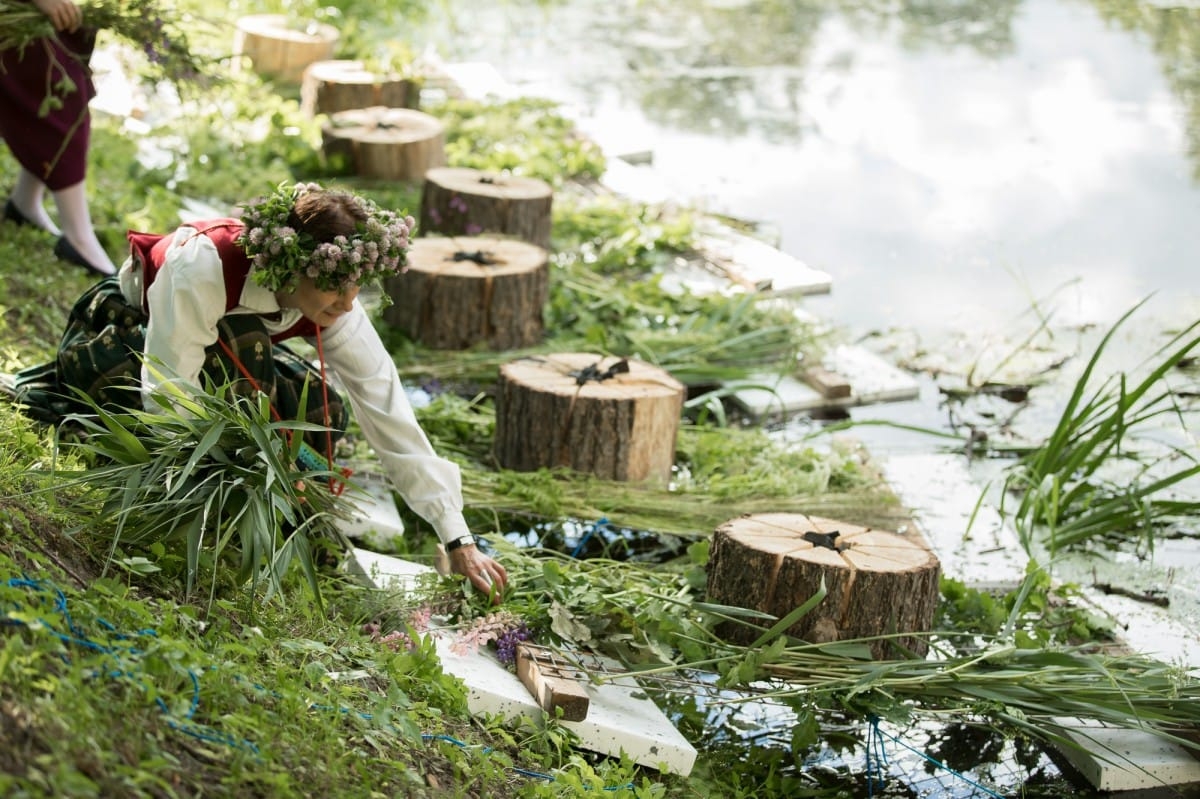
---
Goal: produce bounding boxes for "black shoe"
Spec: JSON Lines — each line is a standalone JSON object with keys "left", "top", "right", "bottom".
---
{"left": 3, "top": 198, "right": 34, "bottom": 227}
{"left": 54, "top": 236, "right": 112, "bottom": 278}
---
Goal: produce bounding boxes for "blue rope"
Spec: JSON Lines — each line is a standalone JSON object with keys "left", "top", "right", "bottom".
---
{"left": 3, "top": 575, "right": 259, "bottom": 754}
{"left": 867, "top": 715, "right": 1006, "bottom": 798}
{"left": 3, "top": 575, "right": 633, "bottom": 790}
{"left": 570, "top": 517, "right": 609, "bottom": 558}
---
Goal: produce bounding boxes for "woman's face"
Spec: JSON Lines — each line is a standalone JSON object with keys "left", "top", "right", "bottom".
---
{"left": 281, "top": 276, "right": 359, "bottom": 326}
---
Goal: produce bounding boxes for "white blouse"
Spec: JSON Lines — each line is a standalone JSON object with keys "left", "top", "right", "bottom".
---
{"left": 117, "top": 223, "right": 471, "bottom": 545}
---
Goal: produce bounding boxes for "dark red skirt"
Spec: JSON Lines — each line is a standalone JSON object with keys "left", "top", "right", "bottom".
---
{"left": 0, "top": 28, "right": 97, "bottom": 189}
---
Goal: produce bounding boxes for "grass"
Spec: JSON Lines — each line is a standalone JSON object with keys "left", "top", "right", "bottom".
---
{"left": 2, "top": 1, "right": 1200, "bottom": 796}
{"left": 1002, "top": 299, "right": 1200, "bottom": 555}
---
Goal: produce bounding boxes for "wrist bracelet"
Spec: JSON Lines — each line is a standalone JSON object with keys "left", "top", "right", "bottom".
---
{"left": 445, "top": 534, "right": 476, "bottom": 553}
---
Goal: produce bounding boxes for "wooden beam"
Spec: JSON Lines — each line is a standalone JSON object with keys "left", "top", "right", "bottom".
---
{"left": 803, "top": 366, "right": 852, "bottom": 399}
{"left": 516, "top": 644, "right": 590, "bottom": 721}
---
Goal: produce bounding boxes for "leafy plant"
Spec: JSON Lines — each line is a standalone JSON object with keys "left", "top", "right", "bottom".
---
{"left": 46, "top": 375, "right": 354, "bottom": 609}
{"left": 432, "top": 97, "right": 608, "bottom": 185}
{"left": 1001, "top": 299, "right": 1200, "bottom": 555}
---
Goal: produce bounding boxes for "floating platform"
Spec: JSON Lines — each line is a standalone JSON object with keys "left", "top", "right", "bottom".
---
{"left": 351, "top": 548, "right": 698, "bottom": 776}
{"left": 731, "top": 344, "right": 920, "bottom": 419}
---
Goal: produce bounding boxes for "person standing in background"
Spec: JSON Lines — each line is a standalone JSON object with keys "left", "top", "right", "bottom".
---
{"left": 0, "top": 0, "right": 118, "bottom": 276}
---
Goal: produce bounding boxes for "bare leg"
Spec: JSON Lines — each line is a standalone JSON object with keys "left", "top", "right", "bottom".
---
{"left": 51, "top": 181, "right": 116, "bottom": 276}
{"left": 9, "top": 168, "right": 62, "bottom": 235}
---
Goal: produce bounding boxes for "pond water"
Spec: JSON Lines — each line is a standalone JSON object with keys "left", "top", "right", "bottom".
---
{"left": 411, "top": 0, "right": 1200, "bottom": 341}
{"left": 409, "top": 0, "right": 1200, "bottom": 454}
{"left": 405, "top": 3, "right": 1200, "bottom": 795}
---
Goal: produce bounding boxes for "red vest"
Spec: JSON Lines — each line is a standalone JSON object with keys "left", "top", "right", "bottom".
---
{"left": 126, "top": 219, "right": 318, "bottom": 341}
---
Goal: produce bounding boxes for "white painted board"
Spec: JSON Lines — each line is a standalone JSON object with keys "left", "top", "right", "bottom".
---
{"left": 350, "top": 549, "right": 698, "bottom": 775}
{"left": 1051, "top": 717, "right": 1200, "bottom": 792}
{"left": 340, "top": 479, "right": 406, "bottom": 548}
{"left": 733, "top": 345, "right": 919, "bottom": 418}
{"left": 693, "top": 219, "right": 833, "bottom": 298}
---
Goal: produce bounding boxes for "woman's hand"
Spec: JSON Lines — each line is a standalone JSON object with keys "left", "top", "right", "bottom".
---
{"left": 33, "top": 0, "right": 82, "bottom": 32}
{"left": 448, "top": 544, "right": 509, "bottom": 604}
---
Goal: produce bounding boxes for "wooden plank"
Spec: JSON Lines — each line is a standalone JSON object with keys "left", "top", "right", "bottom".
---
{"left": 803, "top": 366, "right": 852, "bottom": 399}
{"left": 516, "top": 644, "right": 590, "bottom": 721}
{"left": 691, "top": 218, "right": 832, "bottom": 298}
{"left": 732, "top": 345, "right": 919, "bottom": 418}
{"left": 1052, "top": 718, "right": 1200, "bottom": 792}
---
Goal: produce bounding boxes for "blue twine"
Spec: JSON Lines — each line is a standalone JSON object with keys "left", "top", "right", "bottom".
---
{"left": 570, "top": 517, "right": 609, "bottom": 558}
{"left": 3, "top": 575, "right": 259, "bottom": 754}
{"left": 867, "top": 715, "right": 1006, "bottom": 798}
{"left": 3, "top": 575, "right": 633, "bottom": 790}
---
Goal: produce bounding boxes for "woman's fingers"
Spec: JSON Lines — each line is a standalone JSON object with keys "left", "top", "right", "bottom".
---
{"left": 34, "top": 0, "right": 82, "bottom": 32}
{"left": 451, "top": 548, "right": 509, "bottom": 604}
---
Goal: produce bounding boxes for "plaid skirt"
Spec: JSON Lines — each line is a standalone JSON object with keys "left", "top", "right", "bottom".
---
{"left": 13, "top": 278, "right": 346, "bottom": 450}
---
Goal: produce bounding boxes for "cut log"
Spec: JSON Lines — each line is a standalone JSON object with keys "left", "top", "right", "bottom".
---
{"left": 300, "top": 59, "right": 420, "bottom": 117}
{"left": 382, "top": 236, "right": 548, "bottom": 350}
{"left": 706, "top": 513, "right": 940, "bottom": 659}
{"left": 233, "top": 15, "right": 338, "bottom": 84}
{"left": 516, "top": 644, "right": 590, "bottom": 721}
{"left": 420, "top": 167, "right": 554, "bottom": 250}
{"left": 321, "top": 106, "right": 445, "bottom": 182}
{"left": 494, "top": 353, "right": 685, "bottom": 483}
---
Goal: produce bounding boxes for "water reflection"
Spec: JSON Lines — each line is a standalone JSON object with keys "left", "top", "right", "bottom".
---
{"left": 414, "top": 0, "right": 1200, "bottom": 340}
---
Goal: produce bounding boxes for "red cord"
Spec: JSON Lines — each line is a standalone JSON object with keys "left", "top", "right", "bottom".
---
{"left": 216, "top": 331, "right": 351, "bottom": 495}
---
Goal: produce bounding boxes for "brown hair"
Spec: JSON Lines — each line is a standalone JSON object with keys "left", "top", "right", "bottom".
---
{"left": 288, "top": 190, "right": 367, "bottom": 244}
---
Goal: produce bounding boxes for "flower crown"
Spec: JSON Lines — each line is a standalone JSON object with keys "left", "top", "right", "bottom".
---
{"left": 237, "top": 182, "right": 415, "bottom": 293}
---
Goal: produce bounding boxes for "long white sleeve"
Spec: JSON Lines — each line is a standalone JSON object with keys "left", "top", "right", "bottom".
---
{"left": 121, "top": 231, "right": 471, "bottom": 544}
{"left": 317, "top": 306, "right": 472, "bottom": 545}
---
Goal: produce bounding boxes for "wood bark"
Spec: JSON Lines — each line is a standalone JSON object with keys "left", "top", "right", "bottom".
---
{"left": 321, "top": 107, "right": 445, "bottom": 182}
{"left": 382, "top": 236, "right": 549, "bottom": 350}
{"left": 233, "top": 15, "right": 338, "bottom": 84}
{"left": 707, "top": 513, "right": 940, "bottom": 658}
{"left": 300, "top": 60, "right": 420, "bottom": 117}
{"left": 494, "top": 353, "right": 685, "bottom": 483}
{"left": 419, "top": 167, "right": 553, "bottom": 250}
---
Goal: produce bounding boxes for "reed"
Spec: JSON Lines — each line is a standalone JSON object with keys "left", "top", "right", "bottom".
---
{"left": 1002, "top": 299, "right": 1200, "bottom": 554}
{"left": 43, "top": 377, "right": 352, "bottom": 609}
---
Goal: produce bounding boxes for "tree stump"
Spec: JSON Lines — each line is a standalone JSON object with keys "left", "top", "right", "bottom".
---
{"left": 494, "top": 353, "right": 685, "bottom": 483}
{"left": 706, "top": 513, "right": 940, "bottom": 659}
{"left": 233, "top": 15, "right": 338, "bottom": 84}
{"left": 420, "top": 167, "right": 553, "bottom": 250}
{"left": 382, "top": 236, "right": 548, "bottom": 350}
{"left": 321, "top": 107, "right": 445, "bottom": 182}
{"left": 300, "top": 60, "right": 420, "bottom": 117}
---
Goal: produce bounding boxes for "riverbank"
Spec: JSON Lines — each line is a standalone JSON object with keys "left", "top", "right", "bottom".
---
{"left": 424, "top": 51, "right": 1200, "bottom": 792}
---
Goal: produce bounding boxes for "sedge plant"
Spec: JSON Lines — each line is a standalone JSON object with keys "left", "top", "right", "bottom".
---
{"left": 45, "top": 368, "right": 356, "bottom": 610}
{"left": 1001, "top": 298, "right": 1200, "bottom": 555}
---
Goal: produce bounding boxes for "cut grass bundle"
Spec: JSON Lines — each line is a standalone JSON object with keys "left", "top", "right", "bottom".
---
{"left": 1002, "top": 299, "right": 1200, "bottom": 554}
{"left": 46, "top": 379, "right": 354, "bottom": 608}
